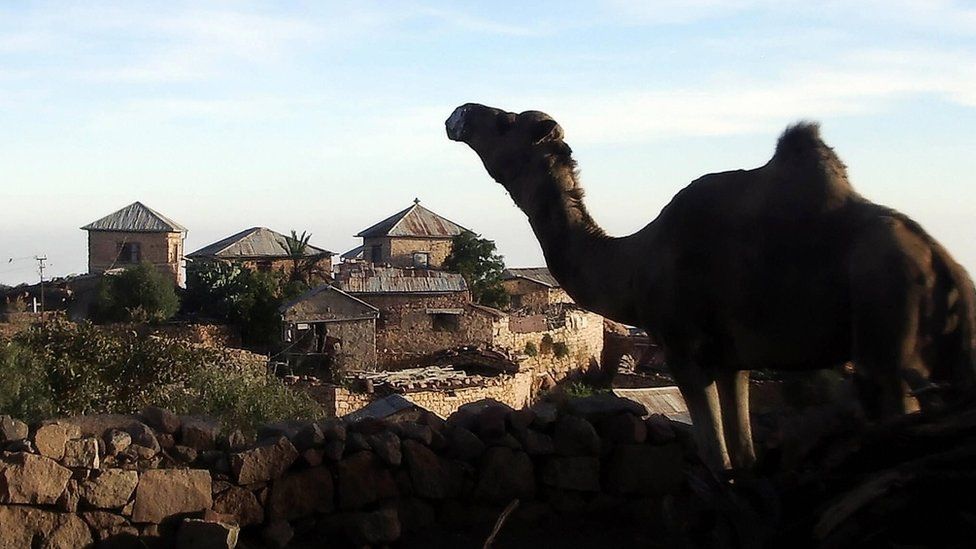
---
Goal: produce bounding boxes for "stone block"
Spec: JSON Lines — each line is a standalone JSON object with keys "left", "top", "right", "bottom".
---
{"left": 0, "top": 452, "right": 72, "bottom": 504}
{"left": 230, "top": 437, "right": 298, "bottom": 485}
{"left": 268, "top": 466, "right": 334, "bottom": 521}
{"left": 131, "top": 469, "right": 213, "bottom": 523}
{"left": 213, "top": 485, "right": 264, "bottom": 527}
{"left": 79, "top": 469, "right": 138, "bottom": 509}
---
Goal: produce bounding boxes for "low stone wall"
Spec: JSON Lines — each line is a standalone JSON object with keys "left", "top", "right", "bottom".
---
{"left": 0, "top": 395, "right": 690, "bottom": 547}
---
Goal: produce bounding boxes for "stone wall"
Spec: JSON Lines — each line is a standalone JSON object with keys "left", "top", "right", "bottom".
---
{"left": 88, "top": 230, "right": 184, "bottom": 286}
{"left": 495, "top": 308, "right": 605, "bottom": 382}
{"left": 0, "top": 395, "right": 689, "bottom": 547}
{"left": 503, "top": 279, "right": 574, "bottom": 311}
{"left": 360, "top": 236, "right": 454, "bottom": 269}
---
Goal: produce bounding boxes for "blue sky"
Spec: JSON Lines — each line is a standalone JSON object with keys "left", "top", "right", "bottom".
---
{"left": 2, "top": 1, "right": 975, "bottom": 285}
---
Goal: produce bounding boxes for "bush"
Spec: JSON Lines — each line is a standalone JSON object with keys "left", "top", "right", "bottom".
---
{"left": 0, "top": 319, "right": 321, "bottom": 433}
{"left": 95, "top": 262, "right": 179, "bottom": 323}
{"left": 553, "top": 341, "right": 570, "bottom": 359}
{"left": 524, "top": 341, "right": 538, "bottom": 357}
{"left": 443, "top": 231, "right": 509, "bottom": 309}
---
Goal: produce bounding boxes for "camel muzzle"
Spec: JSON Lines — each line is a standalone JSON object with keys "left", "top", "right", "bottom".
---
{"left": 445, "top": 105, "right": 470, "bottom": 141}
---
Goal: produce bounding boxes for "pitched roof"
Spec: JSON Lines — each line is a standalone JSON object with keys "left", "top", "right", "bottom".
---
{"left": 612, "top": 387, "right": 691, "bottom": 424}
{"left": 278, "top": 284, "right": 378, "bottom": 322}
{"left": 81, "top": 201, "right": 186, "bottom": 233}
{"left": 187, "top": 227, "right": 333, "bottom": 259}
{"left": 502, "top": 267, "right": 560, "bottom": 288}
{"left": 340, "top": 245, "right": 366, "bottom": 261}
{"left": 336, "top": 266, "right": 468, "bottom": 294}
{"left": 355, "top": 200, "right": 468, "bottom": 238}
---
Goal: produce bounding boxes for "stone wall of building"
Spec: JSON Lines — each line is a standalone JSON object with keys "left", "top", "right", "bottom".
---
{"left": 503, "top": 279, "right": 574, "bottom": 311}
{"left": 88, "top": 231, "right": 184, "bottom": 286}
{"left": 0, "top": 396, "right": 687, "bottom": 547}
{"left": 228, "top": 256, "right": 333, "bottom": 278}
{"left": 495, "top": 308, "right": 605, "bottom": 382}
{"left": 387, "top": 237, "right": 454, "bottom": 268}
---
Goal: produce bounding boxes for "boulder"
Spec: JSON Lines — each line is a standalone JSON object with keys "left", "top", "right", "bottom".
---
{"left": 508, "top": 409, "right": 536, "bottom": 433}
{"left": 302, "top": 448, "right": 324, "bottom": 467}
{"left": 645, "top": 414, "right": 678, "bottom": 444}
{"left": 213, "top": 485, "right": 264, "bottom": 527}
{"left": 181, "top": 417, "right": 220, "bottom": 451}
{"left": 225, "top": 429, "right": 248, "bottom": 452}
{"left": 397, "top": 497, "right": 436, "bottom": 533}
{"left": 292, "top": 422, "right": 325, "bottom": 451}
{"left": 230, "top": 436, "right": 298, "bottom": 485}
{"left": 474, "top": 447, "right": 536, "bottom": 503}
{"left": 0, "top": 415, "right": 28, "bottom": 442}
{"left": 104, "top": 429, "right": 132, "bottom": 456}
{"left": 172, "top": 445, "right": 199, "bottom": 465}
{"left": 447, "top": 426, "right": 485, "bottom": 460}
{"left": 319, "top": 418, "right": 347, "bottom": 441}
{"left": 141, "top": 406, "right": 181, "bottom": 434}
{"left": 541, "top": 456, "right": 601, "bottom": 491}
{"left": 322, "top": 439, "right": 345, "bottom": 461}
{"left": 344, "top": 508, "right": 401, "bottom": 545}
{"left": 598, "top": 413, "right": 648, "bottom": 445}
{"left": 261, "top": 520, "right": 294, "bottom": 549}
{"left": 0, "top": 452, "right": 72, "bottom": 504}
{"left": 520, "top": 429, "right": 555, "bottom": 456}
{"left": 367, "top": 431, "right": 402, "bottom": 466}
{"left": 177, "top": 518, "right": 240, "bottom": 549}
{"left": 474, "top": 405, "right": 509, "bottom": 439}
{"left": 0, "top": 506, "right": 93, "bottom": 549}
{"left": 79, "top": 469, "right": 138, "bottom": 509}
{"left": 346, "top": 432, "right": 370, "bottom": 452}
{"left": 402, "top": 439, "right": 449, "bottom": 499}
{"left": 82, "top": 511, "right": 141, "bottom": 545}
{"left": 54, "top": 415, "right": 159, "bottom": 452}
{"left": 62, "top": 437, "right": 100, "bottom": 468}
{"left": 337, "top": 451, "right": 397, "bottom": 510}
{"left": 605, "top": 442, "right": 684, "bottom": 496}
{"left": 567, "top": 393, "right": 647, "bottom": 422}
{"left": 33, "top": 423, "right": 70, "bottom": 460}
{"left": 56, "top": 479, "right": 80, "bottom": 512}
{"left": 131, "top": 469, "right": 213, "bottom": 523}
{"left": 531, "top": 401, "right": 559, "bottom": 428}
{"left": 395, "top": 422, "right": 433, "bottom": 445}
{"left": 553, "top": 415, "right": 601, "bottom": 456}
{"left": 268, "top": 466, "right": 334, "bottom": 521}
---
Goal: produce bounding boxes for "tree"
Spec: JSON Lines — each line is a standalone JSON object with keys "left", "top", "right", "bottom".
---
{"left": 443, "top": 230, "right": 509, "bottom": 309}
{"left": 280, "top": 230, "right": 331, "bottom": 285}
{"left": 94, "top": 262, "right": 179, "bottom": 323}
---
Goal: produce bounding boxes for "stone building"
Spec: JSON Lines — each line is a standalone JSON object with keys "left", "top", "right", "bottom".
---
{"left": 81, "top": 202, "right": 187, "bottom": 286}
{"left": 279, "top": 285, "right": 379, "bottom": 373}
{"left": 341, "top": 199, "right": 467, "bottom": 269}
{"left": 187, "top": 227, "right": 334, "bottom": 278}
{"left": 502, "top": 267, "right": 574, "bottom": 311}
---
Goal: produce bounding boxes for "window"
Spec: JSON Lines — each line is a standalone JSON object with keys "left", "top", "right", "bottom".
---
{"left": 370, "top": 245, "right": 383, "bottom": 263}
{"left": 432, "top": 313, "right": 460, "bottom": 332}
{"left": 412, "top": 252, "right": 430, "bottom": 269}
{"left": 118, "top": 242, "right": 141, "bottom": 263}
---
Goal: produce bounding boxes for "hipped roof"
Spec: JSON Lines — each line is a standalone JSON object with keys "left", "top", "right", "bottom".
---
{"left": 81, "top": 202, "right": 186, "bottom": 233}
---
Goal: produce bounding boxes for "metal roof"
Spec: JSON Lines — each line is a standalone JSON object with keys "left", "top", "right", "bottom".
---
{"left": 612, "top": 387, "right": 691, "bottom": 424}
{"left": 187, "top": 227, "right": 333, "bottom": 259}
{"left": 340, "top": 245, "right": 366, "bottom": 261}
{"left": 343, "top": 394, "right": 432, "bottom": 422}
{"left": 336, "top": 266, "right": 468, "bottom": 294}
{"left": 278, "top": 284, "right": 379, "bottom": 318}
{"left": 502, "top": 267, "right": 560, "bottom": 288}
{"left": 81, "top": 202, "right": 187, "bottom": 233}
{"left": 355, "top": 199, "right": 468, "bottom": 238}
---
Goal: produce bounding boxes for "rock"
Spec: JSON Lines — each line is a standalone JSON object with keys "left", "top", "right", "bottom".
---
{"left": 142, "top": 406, "right": 181, "bottom": 434}
{"left": 157, "top": 433, "right": 176, "bottom": 450}
{"left": 598, "top": 413, "right": 648, "bottom": 445}
{"left": 0, "top": 415, "right": 28, "bottom": 442}
{"left": 225, "top": 429, "right": 247, "bottom": 452}
{"left": 62, "top": 437, "right": 100, "bottom": 468}
{"left": 508, "top": 409, "right": 536, "bottom": 433}
{"left": 322, "top": 439, "right": 345, "bottom": 461}
{"left": 0, "top": 452, "right": 72, "bottom": 504}
{"left": 177, "top": 518, "right": 240, "bottom": 549}
{"left": 447, "top": 426, "right": 485, "bottom": 460}
{"left": 262, "top": 520, "right": 294, "bottom": 549}
{"left": 5, "top": 439, "right": 33, "bottom": 453}
{"left": 367, "top": 430, "right": 402, "bottom": 466}
{"left": 172, "top": 445, "right": 199, "bottom": 464}
{"left": 56, "top": 479, "right": 80, "bottom": 512}
{"left": 292, "top": 422, "right": 325, "bottom": 451}
{"left": 475, "top": 405, "right": 509, "bottom": 439}
{"left": 542, "top": 456, "right": 601, "bottom": 491}
{"left": 268, "top": 466, "right": 334, "bottom": 521}
{"left": 79, "top": 469, "right": 138, "bottom": 509}
{"left": 45, "top": 512, "right": 95, "bottom": 549}
{"left": 553, "top": 415, "right": 601, "bottom": 456}
{"left": 344, "top": 508, "right": 401, "bottom": 545}
{"left": 33, "top": 423, "right": 70, "bottom": 460}
{"left": 213, "top": 485, "right": 264, "bottom": 527}
{"left": 338, "top": 451, "right": 397, "bottom": 510}
{"left": 319, "top": 418, "right": 347, "bottom": 441}
{"left": 606, "top": 442, "right": 684, "bottom": 496}
{"left": 483, "top": 432, "right": 522, "bottom": 449}
{"left": 82, "top": 511, "right": 141, "bottom": 546}
{"left": 105, "top": 429, "right": 132, "bottom": 456}
{"left": 402, "top": 439, "right": 448, "bottom": 499}
{"left": 230, "top": 436, "right": 298, "bottom": 485}
{"left": 474, "top": 447, "right": 536, "bottom": 503}
{"left": 346, "top": 432, "right": 370, "bottom": 452}
{"left": 547, "top": 487, "right": 588, "bottom": 514}
{"left": 567, "top": 394, "right": 647, "bottom": 422}
{"left": 395, "top": 422, "right": 433, "bottom": 445}
{"left": 397, "top": 497, "right": 436, "bottom": 533}
{"left": 181, "top": 417, "right": 219, "bottom": 451}
{"left": 645, "top": 414, "right": 678, "bottom": 444}
{"left": 302, "top": 448, "right": 324, "bottom": 467}
{"left": 54, "top": 415, "right": 159, "bottom": 452}
{"left": 348, "top": 417, "right": 391, "bottom": 435}
{"left": 531, "top": 401, "right": 559, "bottom": 428}
{"left": 258, "top": 420, "right": 306, "bottom": 442}
{"left": 125, "top": 422, "right": 161, "bottom": 453}
{"left": 520, "top": 429, "right": 555, "bottom": 456}
{"left": 131, "top": 469, "right": 213, "bottom": 523}
{"left": 0, "top": 506, "right": 93, "bottom": 549}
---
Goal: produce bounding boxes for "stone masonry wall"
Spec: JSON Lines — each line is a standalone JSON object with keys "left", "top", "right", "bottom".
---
{"left": 0, "top": 394, "right": 689, "bottom": 548}
{"left": 494, "top": 309, "right": 605, "bottom": 382}
{"left": 88, "top": 231, "right": 184, "bottom": 286}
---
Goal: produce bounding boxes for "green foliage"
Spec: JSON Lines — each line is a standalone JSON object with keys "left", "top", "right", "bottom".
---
{"left": 443, "top": 230, "right": 509, "bottom": 309}
{"left": 540, "top": 333, "right": 554, "bottom": 354}
{"left": 0, "top": 319, "right": 321, "bottom": 432}
{"left": 553, "top": 341, "right": 570, "bottom": 359}
{"left": 280, "top": 229, "right": 331, "bottom": 285}
{"left": 94, "top": 262, "right": 179, "bottom": 323}
{"left": 524, "top": 341, "right": 539, "bottom": 357}
{"left": 183, "top": 261, "right": 307, "bottom": 348}
{"left": 565, "top": 381, "right": 608, "bottom": 398}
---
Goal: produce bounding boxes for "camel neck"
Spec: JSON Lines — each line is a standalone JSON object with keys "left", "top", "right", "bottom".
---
{"left": 515, "top": 166, "right": 648, "bottom": 326}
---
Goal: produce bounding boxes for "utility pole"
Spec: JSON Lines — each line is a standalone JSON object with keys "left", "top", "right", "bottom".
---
{"left": 35, "top": 255, "right": 47, "bottom": 313}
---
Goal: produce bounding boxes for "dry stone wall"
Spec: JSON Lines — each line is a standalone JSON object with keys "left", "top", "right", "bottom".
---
{"left": 0, "top": 394, "right": 690, "bottom": 548}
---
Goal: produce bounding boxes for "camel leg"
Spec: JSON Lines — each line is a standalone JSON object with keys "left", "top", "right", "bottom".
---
{"left": 674, "top": 366, "right": 731, "bottom": 473}
{"left": 717, "top": 369, "right": 756, "bottom": 469}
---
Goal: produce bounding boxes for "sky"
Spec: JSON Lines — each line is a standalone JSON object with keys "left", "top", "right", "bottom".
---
{"left": 2, "top": 0, "right": 975, "bottom": 285}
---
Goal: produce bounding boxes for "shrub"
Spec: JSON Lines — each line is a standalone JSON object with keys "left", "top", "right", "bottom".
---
{"left": 553, "top": 341, "right": 570, "bottom": 359}
{"left": 443, "top": 230, "right": 509, "bottom": 309}
{"left": 0, "top": 319, "right": 321, "bottom": 433}
{"left": 94, "top": 262, "right": 179, "bottom": 323}
{"left": 524, "top": 341, "right": 538, "bottom": 357}
{"left": 541, "top": 334, "right": 554, "bottom": 354}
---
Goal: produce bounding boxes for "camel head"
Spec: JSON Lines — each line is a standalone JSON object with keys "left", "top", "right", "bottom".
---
{"left": 446, "top": 103, "right": 570, "bottom": 205}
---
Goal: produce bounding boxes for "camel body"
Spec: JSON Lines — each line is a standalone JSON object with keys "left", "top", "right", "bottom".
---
{"left": 446, "top": 104, "right": 976, "bottom": 471}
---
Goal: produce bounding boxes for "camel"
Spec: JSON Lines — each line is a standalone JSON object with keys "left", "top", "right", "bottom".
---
{"left": 446, "top": 103, "right": 976, "bottom": 472}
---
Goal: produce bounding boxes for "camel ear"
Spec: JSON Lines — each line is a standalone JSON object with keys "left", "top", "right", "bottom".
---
{"left": 531, "top": 119, "right": 563, "bottom": 144}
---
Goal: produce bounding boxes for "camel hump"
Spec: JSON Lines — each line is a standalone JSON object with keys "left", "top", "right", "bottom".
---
{"left": 773, "top": 121, "right": 826, "bottom": 161}
{"left": 771, "top": 121, "right": 851, "bottom": 192}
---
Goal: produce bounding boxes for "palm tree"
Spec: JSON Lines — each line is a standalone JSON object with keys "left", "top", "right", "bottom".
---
{"left": 280, "top": 230, "right": 330, "bottom": 285}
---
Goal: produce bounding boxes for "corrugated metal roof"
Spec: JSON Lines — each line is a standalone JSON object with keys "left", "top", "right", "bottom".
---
{"left": 355, "top": 200, "right": 468, "bottom": 238}
{"left": 278, "top": 284, "right": 379, "bottom": 317}
{"left": 343, "top": 394, "right": 429, "bottom": 422}
{"left": 612, "top": 387, "right": 691, "bottom": 424}
{"left": 187, "top": 227, "right": 332, "bottom": 259}
{"left": 81, "top": 202, "right": 186, "bottom": 233}
{"left": 503, "top": 267, "right": 560, "bottom": 288}
{"left": 336, "top": 266, "right": 468, "bottom": 294}
{"left": 340, "top": 245, "right": 366, "bottom": 260}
